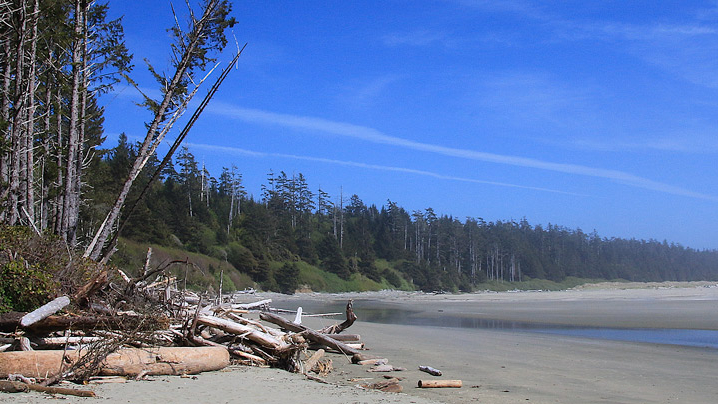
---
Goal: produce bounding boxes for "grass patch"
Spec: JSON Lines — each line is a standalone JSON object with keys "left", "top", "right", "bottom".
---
{"left": 111, "top": 238, "right": 255, "bottom": 293}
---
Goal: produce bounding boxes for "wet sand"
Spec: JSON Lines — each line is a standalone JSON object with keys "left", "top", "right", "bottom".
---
{"left": 4, "top": 282, "right": 718, "bottom": 403}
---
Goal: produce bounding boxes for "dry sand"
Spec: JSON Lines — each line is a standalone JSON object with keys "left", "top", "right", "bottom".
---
{"left": 4, "top": 281, "right": 718, "bottom": 404}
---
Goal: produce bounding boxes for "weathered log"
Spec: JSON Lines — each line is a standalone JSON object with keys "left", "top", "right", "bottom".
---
{"left": 35, "top": 336, "right": 102, "bottom": 346}
{"left": 418, "top": 379, "right": 462, "bottom": 388}
{"left": 0, "top": 380, "right": 96, "bottom": 397}
{"left": 233, "top": 299, "right": 272, "bottom": 310}
{"left": 419, "top": 365, "right": 442, "bottom": 376}
{"left": 0, "top": 312, "right": 149, "bottom": 333}
{"left": 188, "top": 334, "right": 267, "bottom": 365}
{"left": 325, "top": 334, "right": 360, "bottom": 342}
{"left": 318, "top": 300, "right": 357, "bottom": 334}
{"left": 20, "top": 296, "right": 70, "bottom": 327}
{"left": 259, "top": 312, "right": 362, "bottom": 357}
{"left": 0, "top": 347, "right": 229, "bottom": 378}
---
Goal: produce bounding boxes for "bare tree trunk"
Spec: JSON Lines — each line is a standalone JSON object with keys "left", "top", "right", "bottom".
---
{"left": 52, "top": 87, "right": 63, "bottom": 234}
{"left": 85, "top": 0, "right": 224, "bottom": 260}
{"left": 6, "top": 1, "right": 29, "bottom": 226}
{"left": 60, "top": 0, "right": 85, "bottom": 244}
{"left": 24, "top": 0, "right": 40, "bottom": 225}
{"left": 0, "top": 36, "right": 11, "bottom": 208}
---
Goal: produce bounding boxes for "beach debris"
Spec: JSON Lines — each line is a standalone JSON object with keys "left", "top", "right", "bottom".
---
{"left": 0, "top": 380, "right": 96, "bottom": 397}
{"left": 0, "top": 347, "right": 229, "bottom": 379}
{"left": 360, "top": 377, "right": 403, "bottom": 393}
{"left": 357, "top": 358, "right": 388, "bottom": 366}
{"left": 0, "top": 262, "right": 425, "bottom": 400}
{"left": 20, "top": 296, "right": 71, "bottom": 328}
{"left": 0, "top": 273, "right": 369, "bottom": 395}
{"left": 367, "top": 364, "right": 406, "bottom": 372}
{"left": 418, "top": 365, "right": 442, "bottom": 376}
{"left": 418, "top": 379, "right": 462, "bottom": 388}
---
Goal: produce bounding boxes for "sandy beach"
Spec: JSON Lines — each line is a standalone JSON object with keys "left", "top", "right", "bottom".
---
{"left": 4, "top": 282, "right": 718, "bottom": 404}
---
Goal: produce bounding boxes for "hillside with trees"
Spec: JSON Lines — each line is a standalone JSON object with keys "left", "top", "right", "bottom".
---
{"left": 2, "top": 1, "right": 718, "bottom": 295}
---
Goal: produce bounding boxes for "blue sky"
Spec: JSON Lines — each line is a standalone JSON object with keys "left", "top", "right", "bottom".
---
{"left": 102, "top": 1, "right": 718, "bottom": 250}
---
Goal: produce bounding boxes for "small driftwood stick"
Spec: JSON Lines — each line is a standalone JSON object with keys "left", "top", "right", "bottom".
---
{"left": 20, "top": 296, "right": 71, "bottom": 327}
{"left": 418, "top": 379, "right": 462, "bottom": 388}
{"left": 419, "top": 365, "right": 442, "bottom": 376}
{"left": 0, "top": 380, "right": 96, "bottom": 397}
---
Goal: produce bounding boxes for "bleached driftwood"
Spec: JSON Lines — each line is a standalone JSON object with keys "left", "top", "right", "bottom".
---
{"left": 196, "top": 315, "right": 291, "bottom": 352}
{"left": 0, "top": 347, "right": 229, "bottom": 378}
{"left": 418, "top": 379, "right": 462, "bottom": 388}
{"left": 35, "top": 336, "right": 102, "bottom": 346}
{"left": 20, "top": 296, "right": 71, "bottom": 327}
{"left": 259, "top": 312, "right": 362, "bottom": 358}
{"left": 419, "top": 365, "right": 442, "bottom": 376}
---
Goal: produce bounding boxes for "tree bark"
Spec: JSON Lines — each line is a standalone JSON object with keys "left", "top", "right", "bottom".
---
{"left": 60, "top": 0, "right": 85, "bottom": 244}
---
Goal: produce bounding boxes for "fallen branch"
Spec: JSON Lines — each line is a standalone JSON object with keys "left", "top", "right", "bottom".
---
{"left": 0, "top": 380, "right": 96, "bottom": 397}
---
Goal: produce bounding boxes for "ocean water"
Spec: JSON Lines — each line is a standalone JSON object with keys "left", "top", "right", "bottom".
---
{"left": 279, "top": 300, "right": 718, "bottom": 349}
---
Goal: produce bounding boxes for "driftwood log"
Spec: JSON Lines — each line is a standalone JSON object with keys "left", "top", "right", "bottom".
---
{"left": 0, "top": 312, "right": 151, "bottom": 333}
{"left": 418, "top": 379, "right": 463, "bottom": 388}
{"left": 20, "top": 296, "right": 71, "bottom": 327}
{"left": 0, "top": 346, "right": 229, "bottom": 378}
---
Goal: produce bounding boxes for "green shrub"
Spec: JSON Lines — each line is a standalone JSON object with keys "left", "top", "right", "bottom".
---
{"left": 0, "top": 259, "right": 55, "bottom": 313}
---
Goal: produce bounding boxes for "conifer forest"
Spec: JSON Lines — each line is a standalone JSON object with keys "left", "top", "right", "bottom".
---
{"left": 2, "top": 0, "right": 718, "bottom": 295}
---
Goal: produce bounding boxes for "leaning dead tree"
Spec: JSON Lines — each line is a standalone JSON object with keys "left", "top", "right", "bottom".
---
{"left": 84, "top": 0, "right": 236, "bottom": 261}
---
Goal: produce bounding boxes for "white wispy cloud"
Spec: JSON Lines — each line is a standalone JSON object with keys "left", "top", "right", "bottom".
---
{"left": 571, "top": 134, "right": 718, "bottom": 154}
{"left": 206, "top": 103, "right": 718, "bottom": 201}
{"left": 184, "top": 142, "right": 585, "bottom": 196}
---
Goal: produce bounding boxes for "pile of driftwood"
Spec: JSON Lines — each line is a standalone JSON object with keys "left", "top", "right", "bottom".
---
{"left": 0, "top": 264, "right": 376, "bottom": 397}
{"left": 1, "top": 260, "right": 463, "bottom": 398}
